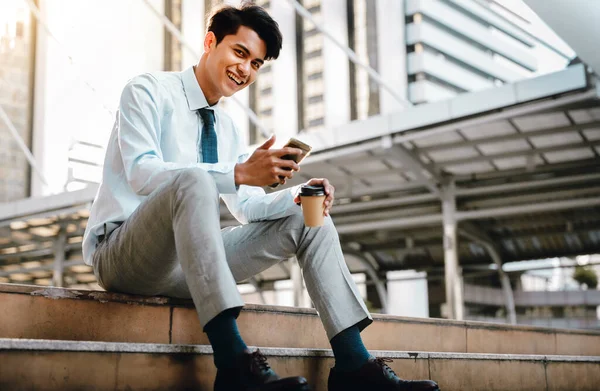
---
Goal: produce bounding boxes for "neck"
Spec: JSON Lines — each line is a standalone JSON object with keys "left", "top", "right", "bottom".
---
{"left": 195, "top": 56, "right": 221, "bottom": 106}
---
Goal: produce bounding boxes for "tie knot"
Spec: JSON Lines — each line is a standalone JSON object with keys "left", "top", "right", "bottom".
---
{"left": 199, "top": 108, "right": 215, "bottom": 125}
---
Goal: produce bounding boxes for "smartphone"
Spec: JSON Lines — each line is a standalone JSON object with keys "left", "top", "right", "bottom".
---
{"left": 269, "top": 137, "right": 312, "bottom": 188}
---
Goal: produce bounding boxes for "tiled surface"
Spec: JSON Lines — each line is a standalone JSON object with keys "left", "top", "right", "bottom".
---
{"left": 363, "top": 319, "right": 467, "bottom": 352}
{"left": 429, "top": 358, "right": 547, "bottom": 391}
{"left": 546, "top": 362, "right": 600, "bottom": 391}
{"left": 237, "top": 310, "right": 330, "bottom": 349}
{"left": 7, "top": 348, "right": 598, "bottom": 391}
{"left": 170, "top": 307, "right": 209, "bottom": 345}
{"left": 0, "top": 292, "right": 170, "bottom": 343}
{"left": 170, "top": 306, "right": 329, "bottom": 348}
{"left": 0, "top": 349, "right": 431, "bottom": 391}
{"left": 555, "top": 332, "right": 600, "bottom": 356}
{"left": 0, "top": 351, "right": 119, "bottom": 391}
{"left": 115, "top": 353, "right": 211, "bottom": 390}
{"left": 2, "top": 285, "right": 599, "bottom": 358}
{"left": 466, "top": 327, "right": 556, "bottom": 355}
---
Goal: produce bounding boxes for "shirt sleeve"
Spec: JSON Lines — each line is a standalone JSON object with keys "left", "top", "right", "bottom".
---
{"left": 117, "top": 74, "right": 238, "bottom": 196}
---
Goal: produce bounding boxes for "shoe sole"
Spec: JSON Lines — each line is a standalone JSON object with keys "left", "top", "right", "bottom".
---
{"left": 248, "top": 384, "right": 311, "bottom": 391}
{"left": 247, "top": 377, "right": 312, "bottom": 391}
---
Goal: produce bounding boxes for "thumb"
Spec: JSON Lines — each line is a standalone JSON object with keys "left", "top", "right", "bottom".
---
{"left": 258, "top": 134, "right": 276, "bottom": 150}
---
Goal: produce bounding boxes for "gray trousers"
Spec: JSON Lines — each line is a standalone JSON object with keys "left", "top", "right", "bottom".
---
{"left": 92, "top": 168, "right": 372, "bottom": 339}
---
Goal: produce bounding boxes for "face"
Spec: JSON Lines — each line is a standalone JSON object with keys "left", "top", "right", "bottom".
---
{"left": 202, "top": 25, "right": 267, "bottom": 102}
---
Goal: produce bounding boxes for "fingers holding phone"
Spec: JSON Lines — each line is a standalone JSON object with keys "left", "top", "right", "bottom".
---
{"left": 234, "top": 136, "right": 308, "bottom": 187}
{"left": 269, "top": 138, "right": 312, "bottom": 188}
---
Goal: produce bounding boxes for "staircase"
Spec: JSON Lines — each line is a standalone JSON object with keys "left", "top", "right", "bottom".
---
{"left": 1, "top": 283, "right": 599, "bottom": 390}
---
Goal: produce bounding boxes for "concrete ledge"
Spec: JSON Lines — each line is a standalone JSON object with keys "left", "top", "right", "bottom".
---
{"left": 3, "top": 339, "right": 600, "bottom": 363}
{"left": 1, "top": 339, "right": 599, "bottom": 391}
{"left": 3, "top": 283, "right": 598, "bottom": 334}
{"left": 2, "top": 283, "right": 600, "bottom": 356}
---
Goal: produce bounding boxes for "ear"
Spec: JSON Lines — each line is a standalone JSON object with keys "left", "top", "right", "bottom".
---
{"left": 203, "top": 31, "right": 217, "bottom": 53}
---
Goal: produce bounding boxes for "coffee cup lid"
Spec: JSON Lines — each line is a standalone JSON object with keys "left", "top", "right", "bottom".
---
{"left": 299, "top": 184, "right": 325, "bottom": 196}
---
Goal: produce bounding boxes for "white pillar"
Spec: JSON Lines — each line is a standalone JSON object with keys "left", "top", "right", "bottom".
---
{"left": 442, "top": 181, "right": 463, "bottom": 320}
{"left": 52, "top": 229, "right": 67, "bottom": 287}
{"left": 290, "top": 257, "right": 303, "bottom": 307}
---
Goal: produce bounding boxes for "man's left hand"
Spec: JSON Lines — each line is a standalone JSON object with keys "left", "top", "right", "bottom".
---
{"left": 294, "top": 178, "right": 335, "bottom": 216}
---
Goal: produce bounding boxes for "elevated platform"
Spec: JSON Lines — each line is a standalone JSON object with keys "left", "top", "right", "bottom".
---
{"left": 2, "top": 339, "right": 598, "bottom": 391}
{"left": 1, "top": 283, "right": 599, "bottom": 356}
{"left": 1, "top": 284, "right": 599, "bottom": 390}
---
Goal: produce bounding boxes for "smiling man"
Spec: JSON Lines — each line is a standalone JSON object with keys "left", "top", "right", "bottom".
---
{"left": 83, "top": 4, "right": 438, "bottom": 391}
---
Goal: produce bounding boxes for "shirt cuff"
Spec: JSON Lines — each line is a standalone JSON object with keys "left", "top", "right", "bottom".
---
{"left": 288, "top": 184, "right": 302, "bottom": 206}
{"left": 211, "top": 163, "right": 237, "bottom": 194}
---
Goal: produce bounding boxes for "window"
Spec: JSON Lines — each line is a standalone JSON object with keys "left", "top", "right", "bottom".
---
{"left": 308, "top": 117, "right": 325, "bottom": 127}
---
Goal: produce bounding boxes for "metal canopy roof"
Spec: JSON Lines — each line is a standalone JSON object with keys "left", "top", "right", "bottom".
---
{"left": 1, "top": 64, "right": 599, "bottom": 288}
{"left": 259, "top": 63, "right": 600, "bottom": 282}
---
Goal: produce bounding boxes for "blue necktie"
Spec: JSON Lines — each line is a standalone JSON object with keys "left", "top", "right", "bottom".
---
{"left": 199, "top": 108, "right": 218, "bottom": 163}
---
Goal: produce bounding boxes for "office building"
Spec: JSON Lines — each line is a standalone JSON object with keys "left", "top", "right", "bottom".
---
{"left": 0, "top": 2, "right": 34, "bottom": 202}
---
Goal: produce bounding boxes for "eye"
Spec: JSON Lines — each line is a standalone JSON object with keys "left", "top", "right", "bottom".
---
{"left": 252, "top": 61, "right": 261, "bottom": 70}
{"left": 234, "top": 49, "right": 244, "bottom": 57}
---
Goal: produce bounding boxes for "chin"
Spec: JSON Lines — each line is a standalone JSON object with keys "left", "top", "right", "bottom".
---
{"left": 225, "top": 86, "right": 245, "bottom": 97}
{"left": 221, "top": 88, "right": 235, "bottom": 98}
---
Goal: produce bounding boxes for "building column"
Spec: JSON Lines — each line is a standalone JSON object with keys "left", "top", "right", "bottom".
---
{"left": 441, "top": 180, "right": 464, "bottom": 320}
{"left": 290, "top": 257, "right": 304, "bottom": 307}
{"left": 52, "top": 229, "right": 67, "bottom": 287}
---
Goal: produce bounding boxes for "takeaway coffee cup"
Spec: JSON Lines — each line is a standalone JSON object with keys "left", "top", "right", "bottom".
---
{"left": 299, "top": 184, "right": 326, "bottom": 227}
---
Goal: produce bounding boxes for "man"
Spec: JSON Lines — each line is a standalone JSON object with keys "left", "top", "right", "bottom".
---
{"left": 83, "top": 4, "right": 439, "bottom": 391}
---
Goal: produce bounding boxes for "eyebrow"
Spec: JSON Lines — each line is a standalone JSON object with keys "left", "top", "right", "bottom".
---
{"left": 234, "top": 43, "right": 265, "bottom": 65}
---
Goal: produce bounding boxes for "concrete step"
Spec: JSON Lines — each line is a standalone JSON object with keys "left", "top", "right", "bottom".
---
{"left": 1, "top": 283, "right": 599, "bottom": 356}
{"left": 1, "top": 338, "right": 599, "bottom": 391}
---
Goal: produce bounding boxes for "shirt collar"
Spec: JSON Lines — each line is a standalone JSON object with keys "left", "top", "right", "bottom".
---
{"left": 181, "top": 66, "right": 212, "bottom": 111}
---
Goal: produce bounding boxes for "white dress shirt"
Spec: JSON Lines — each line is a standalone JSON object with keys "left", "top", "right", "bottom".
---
{"left": 82, "top": 66, "right": 299, "bottom": 266}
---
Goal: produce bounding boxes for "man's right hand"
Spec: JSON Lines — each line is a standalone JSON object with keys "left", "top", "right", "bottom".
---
{"left": 234, "top": 135, "right": 303, "bottom": 187}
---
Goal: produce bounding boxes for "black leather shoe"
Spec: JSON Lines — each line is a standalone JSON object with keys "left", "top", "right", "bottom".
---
{"left": 214, "top": 349, "right": 311, "bottom": 391}
{"left": 328, "top": 357, "right": 440, "bottom": 391}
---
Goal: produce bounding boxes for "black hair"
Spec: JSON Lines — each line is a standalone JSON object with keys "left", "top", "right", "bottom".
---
{"left": 207, "top": 3, "right": 283, "bottom": 61}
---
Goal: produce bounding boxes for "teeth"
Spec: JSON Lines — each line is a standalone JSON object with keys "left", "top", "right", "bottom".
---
{"left": 227, "top": 71, "right": 243, "bottom": 85}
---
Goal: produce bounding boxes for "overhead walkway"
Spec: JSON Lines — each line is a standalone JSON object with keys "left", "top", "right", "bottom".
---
{"left": 1, "top": 64, "right": 599, "bottom": 321}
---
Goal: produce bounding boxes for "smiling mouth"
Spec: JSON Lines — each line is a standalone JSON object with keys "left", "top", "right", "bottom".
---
{"left": 227, "top": 71, "right": 244, "bottom": 86}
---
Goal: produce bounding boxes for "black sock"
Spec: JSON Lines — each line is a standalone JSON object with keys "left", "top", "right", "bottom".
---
{"left": 204, "top": 308, "right": 248, "bottom": 369}
{"left": 330, "top": 325, "right": 371, "bottom": 372}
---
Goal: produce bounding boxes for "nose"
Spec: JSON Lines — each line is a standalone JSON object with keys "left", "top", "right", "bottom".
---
{"left": 238, "top": 60, "right": 251, "bottom": 77}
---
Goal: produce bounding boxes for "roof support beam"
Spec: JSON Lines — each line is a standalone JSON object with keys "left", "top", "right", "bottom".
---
{"left": 387, "top": 143, "right": 442, "bottom": 197}
{"left": 456, "top": 172, "right": 600, "bottom": 196}
{"left": 434, "top": 140, "right": 600, "bottom": 168}
{"left": 459, "top": 224, "right": 517, "bottom": 325}
{"left": 456, "top": 197, "right": 600, "bottom": 221}
{"left": 341, "top": 246, "right": 389, "bottom": 314}
{"left": 420, "top": 120, "right": 600, "bottom": 153}
{"left": 0, "top": 259, "right": 84, "bottom": 278}
{"left": 336, "top": 196, "right": 600, "bottom": 235}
